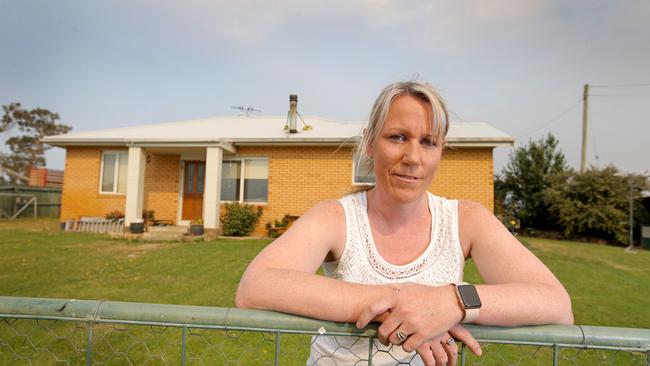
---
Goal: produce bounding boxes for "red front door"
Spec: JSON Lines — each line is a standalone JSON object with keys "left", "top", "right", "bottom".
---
{"left": 182, "top": 161, "right": 205, "bottom": 221}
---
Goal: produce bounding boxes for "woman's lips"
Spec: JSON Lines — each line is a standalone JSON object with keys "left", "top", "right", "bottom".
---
{"left": 393, "top": 173, "right": 419, "bottom": 182}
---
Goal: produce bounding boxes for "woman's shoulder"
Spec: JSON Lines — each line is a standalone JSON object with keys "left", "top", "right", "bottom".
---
{"left": 456, "top": 200, "right": 501, "bottom": 243}
{"left": 301, "top": 199, "right": 346, "bottom": 230}
{"left": 457, "top": 199, "right": 487, "bottom": 212}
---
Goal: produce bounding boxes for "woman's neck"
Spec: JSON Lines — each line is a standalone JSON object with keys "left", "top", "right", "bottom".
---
{"left": 365, "top": 186, "right": 429, "bottom": 228}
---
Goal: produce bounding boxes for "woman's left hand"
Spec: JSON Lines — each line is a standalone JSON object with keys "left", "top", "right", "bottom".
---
{"left": 356, "top": 282, "right": 464, "bottom": 352}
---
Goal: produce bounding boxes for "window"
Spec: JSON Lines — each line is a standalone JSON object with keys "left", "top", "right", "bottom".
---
{"left": 100, "top": 152, "right": 128, "bottom": 194}
{"left": 221, "top": 158, "right": 268, "bottom": 202}
{"left": 353, "top": 153, "right": 376, "bottom": 185}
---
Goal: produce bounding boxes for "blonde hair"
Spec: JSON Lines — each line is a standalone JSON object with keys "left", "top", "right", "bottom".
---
{"left": 353, "top": 81, "right": 450, "bottom": 185}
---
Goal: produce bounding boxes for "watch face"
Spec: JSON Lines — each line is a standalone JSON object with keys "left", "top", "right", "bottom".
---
{"left": 458, "top": 285, "right": 482, "bottom": 309}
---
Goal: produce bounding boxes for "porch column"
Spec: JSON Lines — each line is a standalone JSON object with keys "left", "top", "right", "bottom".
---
{"left": 124, "top": 146, "right": 146, "bottom": 226}
{"left": 203, "top": 147, "right": 223, "bottom": 230}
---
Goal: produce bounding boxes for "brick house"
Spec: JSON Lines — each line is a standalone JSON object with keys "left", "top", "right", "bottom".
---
{"left": 43, "top": 97, "right": 513, "bottom": 236}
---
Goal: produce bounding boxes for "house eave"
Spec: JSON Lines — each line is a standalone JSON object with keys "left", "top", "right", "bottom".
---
{"left": 44, "top": 139, "right": 236, "bottom": 153}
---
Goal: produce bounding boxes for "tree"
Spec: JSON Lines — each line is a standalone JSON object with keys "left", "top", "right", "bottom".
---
{"left": 0, "top": 103, "right": 72, "bottom": 184}
{"left": 495, "top": 133, "right": 568, "bottom": 230}
{"left": 544, "top": 166, "right": 649, "bottom": 245}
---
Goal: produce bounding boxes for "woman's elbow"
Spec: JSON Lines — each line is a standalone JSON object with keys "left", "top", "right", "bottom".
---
{"left": 235, "top": 289, "right": 249, "bottom": 308}
{"left": 235, "top": 279, "right": 255, "bottom": 308}
{"left": 555, "top": 288, "right": 574, "bottom": 325}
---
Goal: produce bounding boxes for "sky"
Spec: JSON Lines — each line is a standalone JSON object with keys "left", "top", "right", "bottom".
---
{"left": 1, "top": 0, "right": 649, "bottom": 175}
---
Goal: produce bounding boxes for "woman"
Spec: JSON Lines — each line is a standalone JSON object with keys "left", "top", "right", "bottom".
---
{"left": 236, "top": 81, "right": 573, "bottom": 366}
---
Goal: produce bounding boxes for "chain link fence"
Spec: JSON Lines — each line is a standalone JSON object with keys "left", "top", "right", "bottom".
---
{"left": 1, "top": 296, "right": 649, "bottom": 365}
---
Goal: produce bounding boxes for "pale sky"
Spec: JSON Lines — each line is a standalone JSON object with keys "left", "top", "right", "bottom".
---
{"left": 1, "top": 0, "right": 649, "bottom": 175}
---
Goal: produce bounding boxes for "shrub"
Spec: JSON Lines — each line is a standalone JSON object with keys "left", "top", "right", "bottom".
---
{"left": 266, "top": 214, "right": 297, "bottom": 238}
{"left": 544, "top": 166, "right": 648, "bottom": 245}
{"left": 221, "top": 202, "right": 263, "bottom": 236}
{"left": 105, "top": 210, "right": 124, "bottom": 220}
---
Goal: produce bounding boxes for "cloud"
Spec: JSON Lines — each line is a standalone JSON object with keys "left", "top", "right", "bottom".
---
{"left": 148, "top": 0, "right": 557, "bottom": 44}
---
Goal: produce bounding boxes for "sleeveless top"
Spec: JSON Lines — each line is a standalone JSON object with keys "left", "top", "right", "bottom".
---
{"left": 307, "top": 191, "right": 465, "bottom": 366}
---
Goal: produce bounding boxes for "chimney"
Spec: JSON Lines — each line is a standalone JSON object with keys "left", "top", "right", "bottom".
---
{"left": 288, "top": 94, "right": 298, "bottom": 134}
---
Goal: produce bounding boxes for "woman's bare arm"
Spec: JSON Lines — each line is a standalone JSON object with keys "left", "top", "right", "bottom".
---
{"left": 357, "top": 200, "right": 573, "bottom": 353}
{"left": 460, "top": 200, "right": 573, "bottom": 325}
{"left": 235, "top": 200, "right": 394, "bottom": 322}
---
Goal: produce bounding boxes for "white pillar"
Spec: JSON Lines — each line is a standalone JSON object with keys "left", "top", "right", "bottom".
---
{"left": 203, "top": 147, "right": 223, "bottom": 230}
{"left": 125, "top": 147, "right": 146, "bottom": 226}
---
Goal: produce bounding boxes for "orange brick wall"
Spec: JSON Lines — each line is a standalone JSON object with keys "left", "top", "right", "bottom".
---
{"left": 143, "top": 154, "right": 180, "bottom": 221}
{"left": 60, "top": 147, "right": 127, "bottom": 220}
{"left": 228, "top": 146, "right": 356, "bottom": 236}
{"left": 60, "top": 145, "right": 494, "bottom": 236}
{"left": 431, "top": 148, "right": 494, "bottom": 211}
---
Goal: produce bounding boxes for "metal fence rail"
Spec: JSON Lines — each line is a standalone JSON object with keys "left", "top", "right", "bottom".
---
{"left": 1, "top": 296, "right": 648, "bottom": 365}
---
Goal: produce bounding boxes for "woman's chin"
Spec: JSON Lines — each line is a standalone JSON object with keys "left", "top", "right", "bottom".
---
{"left": 388, "top": 184, "right": 428, "bottom": 203}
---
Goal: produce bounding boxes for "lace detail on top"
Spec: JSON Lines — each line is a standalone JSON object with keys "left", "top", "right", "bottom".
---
{"left": 327, "top": 190, "right": 464, "bottom": 286}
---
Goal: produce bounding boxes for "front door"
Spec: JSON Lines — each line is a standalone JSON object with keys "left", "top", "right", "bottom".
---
{"left": 182, "top": 161, "right": 205, "bottom": 221}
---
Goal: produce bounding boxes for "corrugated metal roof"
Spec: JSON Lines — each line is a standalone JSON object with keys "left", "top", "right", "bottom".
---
{"left": 43, "top": 115, "right": 514, "bottom": 147}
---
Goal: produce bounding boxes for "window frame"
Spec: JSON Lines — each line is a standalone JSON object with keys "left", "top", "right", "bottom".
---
{"left": 221, "top": 157, "right": 269, "bottom": 204}
{"left": 351, "top": 152, "right": 376, "bottom": 186}
{"left": 99, "top": 150, "right": 128, "bottom": 195}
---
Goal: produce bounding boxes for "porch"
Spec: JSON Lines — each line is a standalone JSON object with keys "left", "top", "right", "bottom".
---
{"left": 120, "top": 144, "right": 235, "bottom": 233}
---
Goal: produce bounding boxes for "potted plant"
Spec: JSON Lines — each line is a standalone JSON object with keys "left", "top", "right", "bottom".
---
{"left": 129, "top": 219, "right": 145, "bottom": 234}
{"left": 190, "top": 218, "right": 204, "bottom": 236}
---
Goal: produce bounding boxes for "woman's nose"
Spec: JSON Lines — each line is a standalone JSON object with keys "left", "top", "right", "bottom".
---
{"left": 401, "top": 141, "right": 421, "bottom": 165}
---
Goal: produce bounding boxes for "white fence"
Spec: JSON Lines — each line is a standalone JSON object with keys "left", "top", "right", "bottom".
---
{"left": 64, "top": 218, "right": 125, "bottom": 234}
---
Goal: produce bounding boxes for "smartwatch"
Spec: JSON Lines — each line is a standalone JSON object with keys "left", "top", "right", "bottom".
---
{"left": 454, "top": 282, "right": 481, "bottom": 323}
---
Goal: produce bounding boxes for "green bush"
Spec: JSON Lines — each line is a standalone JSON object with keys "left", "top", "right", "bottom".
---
{"left": 221, "top": 202, "right": 263, "bottom": 236}
{"left": 544, "top": 166, "right": 649, "bottom": 245}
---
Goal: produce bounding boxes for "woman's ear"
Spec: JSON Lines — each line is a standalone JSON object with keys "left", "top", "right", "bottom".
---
{"left": 366, "top": 142, "right": 374, "bottom": 159}
{"left": 362, "top": 128, "right": 374, "bottom": 158}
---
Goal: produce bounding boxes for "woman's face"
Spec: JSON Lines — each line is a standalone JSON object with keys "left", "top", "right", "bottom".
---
{"left": 369, "top": 95, "right": 444, "bottom": 203}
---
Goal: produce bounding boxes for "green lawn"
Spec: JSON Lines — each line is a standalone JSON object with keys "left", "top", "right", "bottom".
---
{"left": 1, "top": 218, "right": 649, "bottom": 365}
{"left": 1, "top": 218, "right": 649, "bottom": 327}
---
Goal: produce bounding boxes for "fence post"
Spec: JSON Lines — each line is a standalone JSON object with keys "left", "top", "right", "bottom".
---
{"left": 85, "top": 321, "right": 94, "bottom": 366}
{"left": 460, "top": 343, "right": 466, "bottom": 366}
{"left": 552, "top": 344, "right": 559, "bottom": 366}
{"left": 368, "top": 337, "right": 373, "bottom": 366}
{"left": 274, "top": 331, "right": 281, "bottom": 366}
{"left": 181, "top": 326, "right": 187, "bottom": 366}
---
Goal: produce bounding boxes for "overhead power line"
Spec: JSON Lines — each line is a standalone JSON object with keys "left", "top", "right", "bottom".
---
{"left": 516, "top": 97, "right": 582, "bottom": 140}
{"left": 590, "top": 83, "right": 650, "bottom": 88}
{"left": 590, "top": 94, "right": 650, "bottom": 97}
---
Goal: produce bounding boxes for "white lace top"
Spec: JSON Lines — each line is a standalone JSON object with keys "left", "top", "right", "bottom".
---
{"left": 308, "top": 191, "right": 465, "bottom": 366}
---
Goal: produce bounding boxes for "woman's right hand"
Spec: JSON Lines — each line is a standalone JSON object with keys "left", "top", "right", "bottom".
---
{"left": 412, "top": 325, "right": 482, "bottom": 366}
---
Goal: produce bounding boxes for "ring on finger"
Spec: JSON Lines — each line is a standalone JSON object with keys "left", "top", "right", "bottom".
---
{"left": 445, "top": 337, "right": 455, "bottom": 346}
{"left": 395, "top": 329, "right": 408, "bottom": 343}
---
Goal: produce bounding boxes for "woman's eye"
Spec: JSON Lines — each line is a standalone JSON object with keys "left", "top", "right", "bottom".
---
{"left": 421, "top": 138, "right": 436, "bottom": 147}
{"left": 389, "top": 134, "right": 406, "bottom": 142}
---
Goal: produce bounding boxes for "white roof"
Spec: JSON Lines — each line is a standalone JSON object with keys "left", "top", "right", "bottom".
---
{"left": 43, "top": 115, "right": 514, "bottom": 148}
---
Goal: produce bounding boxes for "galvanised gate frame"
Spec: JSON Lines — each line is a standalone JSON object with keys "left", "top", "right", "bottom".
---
{"left": 1, "top": 296, "right": 649, "bottom": 365}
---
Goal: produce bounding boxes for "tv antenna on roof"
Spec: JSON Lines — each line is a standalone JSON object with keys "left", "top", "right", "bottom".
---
{"left": 231, "top": 105, "right": 261, "bottom": 116}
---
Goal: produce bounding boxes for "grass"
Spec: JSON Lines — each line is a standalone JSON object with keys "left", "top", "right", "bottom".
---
{"left": 0, "top": 218, "right": 269, "bottom": 307}
{"left": 1, "top": 218, "right": 649, "bottom": 365}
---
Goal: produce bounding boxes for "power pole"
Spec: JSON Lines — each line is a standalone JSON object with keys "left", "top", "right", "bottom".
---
{"left": 626, "top": 179, "right": 635, "bottom": 251}
{"left": 581, "top": 84, "right": 589, "bottom": 174}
